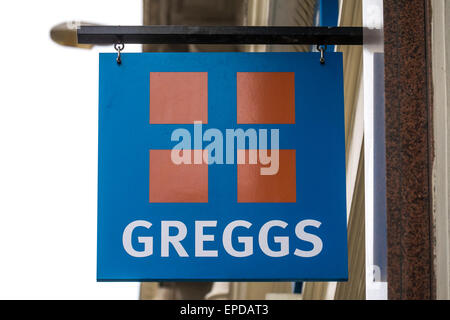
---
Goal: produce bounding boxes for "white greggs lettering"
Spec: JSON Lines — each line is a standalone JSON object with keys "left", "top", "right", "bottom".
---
{"left": 122, "top": 219, "right": 323, "bottom": 258}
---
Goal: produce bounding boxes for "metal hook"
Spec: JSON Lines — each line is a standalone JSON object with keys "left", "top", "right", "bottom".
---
{"left": 316, "top": 44, "right": 327, "bottom": 64}
{"left": 114, "top": 42, "right": 124, "bottom": 65}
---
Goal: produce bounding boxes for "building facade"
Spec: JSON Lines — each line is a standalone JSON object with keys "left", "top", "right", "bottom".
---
{"left": 139, "top": 0, "right": 450, "bottom": 300}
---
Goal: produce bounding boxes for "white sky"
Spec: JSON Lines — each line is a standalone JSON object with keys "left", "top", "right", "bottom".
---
{"left": 0, "top": 0, "right": 143, "bottom": 299}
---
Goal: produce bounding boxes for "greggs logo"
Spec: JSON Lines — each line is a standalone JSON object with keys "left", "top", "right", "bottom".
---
{"left": 121, "top": 70, "right": 326, "bottom": 259}
{"left": 148, "top": 71, "right": 296, "bottom": 204}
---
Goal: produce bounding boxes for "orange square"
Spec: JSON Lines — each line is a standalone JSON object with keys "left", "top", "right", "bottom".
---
{"left": 149, "top": 150, "right": 208, "bottom": 203}
{"left": 237, "top": 150, "right": 296, "bottom": 203}
{"left": 150, "top": 72, "right": 208, "bottom": 124}
{"left": 237, "top": 72, "right": 295, "bottom": 124}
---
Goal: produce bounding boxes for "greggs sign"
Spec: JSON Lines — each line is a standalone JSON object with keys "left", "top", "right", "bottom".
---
{"left": 97, "top": 52, "right": 348, "bottom": 281}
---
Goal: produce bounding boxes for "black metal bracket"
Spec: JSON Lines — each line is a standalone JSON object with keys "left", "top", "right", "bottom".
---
{"left": 77, "top": 26, "right": 363, "bottom": 46}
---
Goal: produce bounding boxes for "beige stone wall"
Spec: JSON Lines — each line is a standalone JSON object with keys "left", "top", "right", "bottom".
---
{"left": 302, "top": 0, "right": 365, "bottom": 300}
{"left": 431, "top": 0, "right": 450, "bottom": 300}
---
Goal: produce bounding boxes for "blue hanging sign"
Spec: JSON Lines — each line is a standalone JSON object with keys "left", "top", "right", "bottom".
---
{"left": 97, "top": 52, "right": 347, "bottom": 281}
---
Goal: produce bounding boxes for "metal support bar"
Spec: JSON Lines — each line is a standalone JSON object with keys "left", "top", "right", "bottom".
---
{"left": 77, "top": 26, "right": 363, "bottom": 45}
